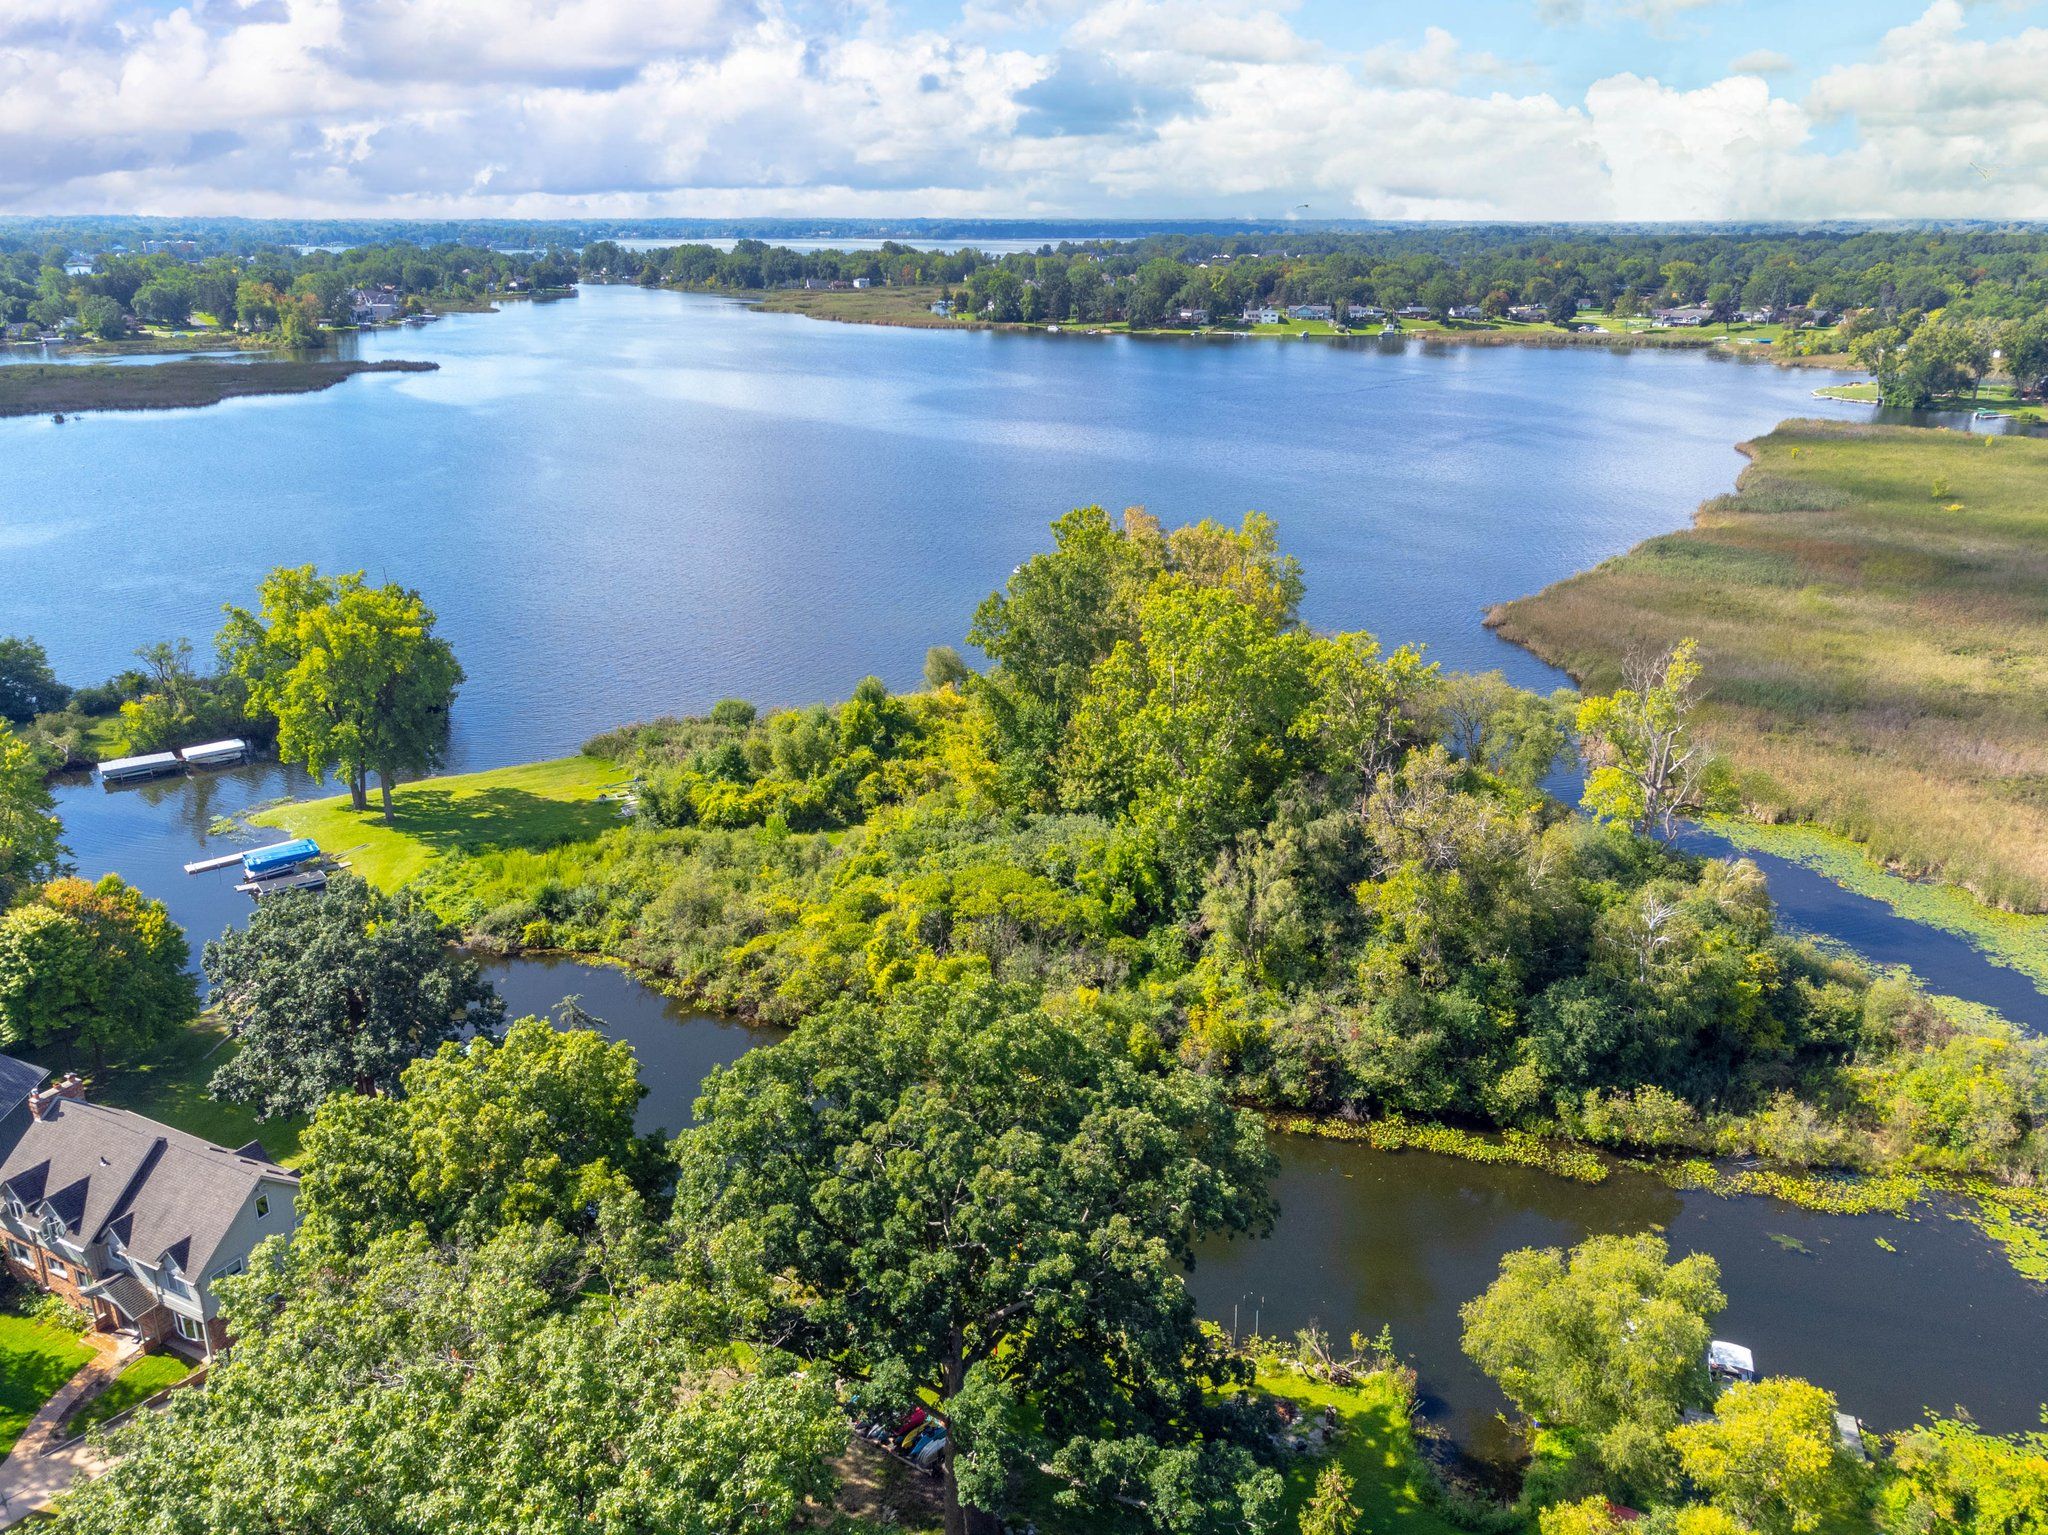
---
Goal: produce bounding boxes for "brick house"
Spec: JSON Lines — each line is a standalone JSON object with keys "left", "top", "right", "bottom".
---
{"left": 0, "top": 1059, "right": 300, "bottom": 1359}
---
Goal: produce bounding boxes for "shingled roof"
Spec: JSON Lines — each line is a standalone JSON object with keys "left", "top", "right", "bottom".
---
{"left": 0, "top": 1096, "right": 297, "bottom": 1278}
{"left": 0, "top": 1054, "right": 46, "bottom": 1126}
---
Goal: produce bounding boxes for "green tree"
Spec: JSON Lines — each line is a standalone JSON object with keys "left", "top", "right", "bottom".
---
{"left": 2003, "top": 312, "right": 2048, "bottom": 398}
{"left": 0, "top": 636, "right": 70, "bottom": 724}
{"left": 298, "top": 1013, "right": 653, "bottom": 1249}
{"left": 58, "top": 1228, "right": 841, "bottom": 1535}
{"left": 672, "top": 979, "right": 1281, "bottom": 1535}
{"left": 1576, "top": 639, "right": 1729, "bottom": 843}
{"left": 1299, "top": 1462, "right": 1360, "bottom": 1535}
{"left": 77, "top": 293, "right": 124, "bottom": 339}
{"left": 924, "top": 643, "right": 971, "bottom": 690}
{"left": 0, "top": 876, "right": 194, "bottom": 1069}
{"left": 1670, "top": 1378, "right": 1855, "bottom": 1535}
{"left": 220, "top": 566, "right": 463, "bottom": 818}
{"left": 1877, "top": 1417, "right": 2048, "bottom": 1535}
{"left": 0, "top": 721, "right": 65, "bottom": 907}
{"left": 203, "top": 875, "right": 503, "bottom": 1117}
{"left": 1061, "top": 578, "right": 1319, "bottom": 900}
{"left": 1461, "top": 1232, "right": 1724, "bottom": 1494}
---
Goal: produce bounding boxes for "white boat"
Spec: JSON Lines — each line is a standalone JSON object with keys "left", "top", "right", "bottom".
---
{"left": 1708, "top": 1340, "right": 1757, "bottom": 1384}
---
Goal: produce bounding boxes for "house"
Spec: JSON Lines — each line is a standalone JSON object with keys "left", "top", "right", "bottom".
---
{"left": 1448, "top": 305, "right": 1483, "bottom": 321}
{"left": 1396, "top": 304, "right": 1431, "bottom": 320}
{"left": 1737, "top": 307, "right": 1777, "bottom": 325}
{"left": 0, "top": 1063, "right": 300, "bottom": 1358}
{"left": 1246, "top": 305, "right": 1282, "bottom": 325}
{"left": 1652, "top": 305, "right": 1714, "bottom": 326}
{"left": 1288, "top": 303, "right": 1334, "bottom": 322}
{"left": 1346, "top": 304, "right": 1385, "bottom": 321}
{"left": 852, "top": 277, "right": 873, "bottom": 289}
{"left": 63, "top": 259, "right": 95, "bottom": 278}
{"left": 929, "top": 300, "right": 953, "bottom": 316}
{"left": 348, "top": 287, "right": 402, "bottom": 325}
{"left": 1175, "top": 307, "right": 1209, "bottom": 326}
{"left": 1506, "top": 304, "right": 1548, "bottom": 323}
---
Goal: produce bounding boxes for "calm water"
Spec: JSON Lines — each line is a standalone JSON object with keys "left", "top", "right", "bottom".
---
{"left": 9, "top": 289, "right": 2043, "bottom": 1452}
{"left": 476, "top": 953, "right": 2048, "bottom": 1459}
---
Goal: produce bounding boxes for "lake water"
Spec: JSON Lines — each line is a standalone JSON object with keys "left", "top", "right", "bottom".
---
{"left": 9, "top": 286, "right": 2044, "bottom": 1457}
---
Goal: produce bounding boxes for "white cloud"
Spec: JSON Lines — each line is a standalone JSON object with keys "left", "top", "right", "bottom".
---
{"left": 3, "top": 0, "right": 2048, "bottom": 220}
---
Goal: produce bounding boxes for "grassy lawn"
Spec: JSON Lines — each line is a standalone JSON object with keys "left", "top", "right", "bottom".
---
{"left": 0, "top": 1311, "right": 95, "bottom": 1458}
{"left": 64, "top": 1351, "right": 192, "bottom": 1439}
{"left": 247, "top": 754, "right": 630, "bottom": 890}
{"left": 1491, "top": 418, "right": 2048, "bottom": 917}
{"left": 1256, "top": 1365, "right": 1464, "bottom": 1535}
{"left": 1813, "top": 379, "right": 2045, "bottom": 423}
{"left": 23, "top": 1017, "right": 309, "bottom": 1165}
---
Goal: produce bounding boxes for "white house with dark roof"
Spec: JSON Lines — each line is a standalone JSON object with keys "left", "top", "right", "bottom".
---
{"left": 0, "top": 1060, "right": 299, "bottom": 1357}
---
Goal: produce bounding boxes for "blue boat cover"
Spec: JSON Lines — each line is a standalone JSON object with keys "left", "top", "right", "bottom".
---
{"left": 242, "top": 838, "right": 320, "bottom": 877}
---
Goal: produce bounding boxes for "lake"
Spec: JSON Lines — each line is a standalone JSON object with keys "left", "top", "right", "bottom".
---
{"left": 10, "top": 284, "right": 2044, "bottom": 1460}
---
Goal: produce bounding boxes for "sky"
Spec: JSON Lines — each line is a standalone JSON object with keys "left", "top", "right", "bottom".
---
{"left": 3, "top": 0, "right": 2047, "bottom": 220}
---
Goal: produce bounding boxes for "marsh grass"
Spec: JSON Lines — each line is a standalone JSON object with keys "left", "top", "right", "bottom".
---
{"left": 1491, "top": 419, "right": 2048, "bottom": 914}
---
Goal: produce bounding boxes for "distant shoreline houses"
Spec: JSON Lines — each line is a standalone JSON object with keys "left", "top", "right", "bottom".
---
{"left": 0, "top": 1056, "right": 299, "bottom": 1359}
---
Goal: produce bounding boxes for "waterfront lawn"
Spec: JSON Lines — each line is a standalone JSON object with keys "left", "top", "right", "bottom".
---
{"left": 23, "top": 1018, "right": 308, "bottom": 1166}
{"left": 1256, "top": 1366, "right": 1463, "bottom": 1535}
{"left": 65, "top": 1351, "right": 192, "bottom": 1439}
{"left": 0, "top": 1311, "right": 95, "bottom": 1458}
{"left": 248, "top": 754, "right": 629, "bottom": 890}
{"left": 1491, "top": 418, "right": 2048, "bottom": 915}
{"left": 1813, "top": 379, "right": 2044, "bottom": 423}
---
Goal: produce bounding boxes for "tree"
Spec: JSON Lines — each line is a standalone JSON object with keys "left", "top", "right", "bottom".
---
{"left": 924, "top": 644, "right": 971, "bottom": 690}
{"left": 1877, "top": 1417, "right": 2048, "bottom": 1535}
{"left": 1577, "top": 640, "right": 1730, "bottom": 843}
{"left": 1670, "top": 1379, "right": 1854, "bottom": 1535}
{"left": 203, "top": 875, "right": 503, "bottom": 1117}
{"left": 298, "top": 1013, "right": 654, "bottom": 1249}
{"left": 0, "top": 723, "right": 66, "bottom": 908}
{"left": 1300, "top": 1462, "right": 1360, "bottom": 1535}
{"left": 0, "top": 876, "right": 194, "bottom": 1069}
{"left": 1461, "top": 1233, "right": 1724, "bottom": 1494}
{"left": 220, "top": 566, "right": 463, "bottom": 818}
{"left": 77, "top": 293, "right": 124, "bottom": 339}
{"left": 2003, "top": 312, "right": 2048, "bottom": 398}
{"left": 59, "top": 1228, "right": 842, "bottom": 1535}
{"left": 673, "top": 980, "right": 1281, "bottom": 1535}
{"left": 0, "top": 636, "right": 70, "bottom": 724}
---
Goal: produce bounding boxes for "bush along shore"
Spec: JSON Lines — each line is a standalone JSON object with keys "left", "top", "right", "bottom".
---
{"left": 233, "top": 506, "right": 2047, "bottom": 1279}
{"left": 0, "top": 357, "right": 436, "bottom": 418}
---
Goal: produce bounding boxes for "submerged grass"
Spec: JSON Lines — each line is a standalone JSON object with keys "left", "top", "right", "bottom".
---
{"left": 1269, "top": 1113, "right": 1610, "bottom": 1183}
{"left": 1491, "top": 419, "right": 2048, "bottom": 915}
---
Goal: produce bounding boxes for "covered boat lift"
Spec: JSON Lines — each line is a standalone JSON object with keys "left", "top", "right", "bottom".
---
{"left": 97, "top": 750, "right": 183, "bottom": 785}
{"left": 179, "top": 738, "right": 251, "bottom": 768}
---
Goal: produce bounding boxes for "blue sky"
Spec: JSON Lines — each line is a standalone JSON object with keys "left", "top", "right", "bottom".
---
{"left": 3, "top": 0, "right": 2046, "bottom": 218}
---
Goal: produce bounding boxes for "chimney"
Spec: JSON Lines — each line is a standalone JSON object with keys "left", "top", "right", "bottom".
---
{"left": 56, "top": 1073, "right": 84, "bottom": 1101}
{"left": 27, "top": 1076, "right": 84, "bottom": 1120}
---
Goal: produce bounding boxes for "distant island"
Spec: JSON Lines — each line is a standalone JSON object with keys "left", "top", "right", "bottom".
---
{"left": 0, "top": 358, "right": 437, "bottom": 418}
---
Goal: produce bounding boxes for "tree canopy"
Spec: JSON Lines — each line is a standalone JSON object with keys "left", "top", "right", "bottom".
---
{"left": 0, "top": 721, "right": 65, "bottom": 908}
{"left": 672, "top": 978, "right": 1280, "bottom": 1535}
{"left": 203, "top": 875, "right": 503, "bottom": 1117}
{"left": 220, "top": 566, "right": 462, "bottom": 818}
{"left": 0, "top": 875, "right": 193, "bottom": 1069}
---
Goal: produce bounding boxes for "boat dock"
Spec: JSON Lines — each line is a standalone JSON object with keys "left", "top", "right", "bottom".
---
{"left": 179, "top": 737, "right": 251, "bottom": 768}
{"left": 96, "top": 750, "right": 184, "bottom": 784}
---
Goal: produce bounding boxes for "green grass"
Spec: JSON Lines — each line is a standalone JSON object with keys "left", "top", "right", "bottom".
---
{"left": 1813, "top": 379, "right": 2045, "bottom": 423}
{"left": 64, "top": 1351, "right": 192, "bottom": 1438}
{"left": 0, "top": 1312, "right": 95, "bottom": 1458}
{"left": 0, "top": 359, "right": 436, "bottom": 418}
{"left": 1491, "top": 418, "right": 2048, "bottom": 915}
{"left": 23, "top": 1017, "right": 309, "bottom": 1166}
{"left": 1256, "top": 1365, "right": 1464, "bottom": 1535}
{"left": 247, "top": 754, "right": 631, "bottom": 890}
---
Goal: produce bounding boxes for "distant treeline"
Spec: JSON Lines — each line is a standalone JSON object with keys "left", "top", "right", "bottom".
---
{"left": 0, "top": 240, "right": 576, "bottom": 339}
{"left": 592, "top": 226, "right": 2048, "bottom": 330}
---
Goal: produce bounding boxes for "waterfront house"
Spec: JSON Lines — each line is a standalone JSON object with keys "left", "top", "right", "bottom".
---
{"left": 1507, "top": 304, "right": 1548, "bottom": 323}
{"left": 929, "top": 300, "right": 953, "bottom": 316}
{"left": 1246, "top": 305, "right": 1282, "bottom": 324}
{"left": 1176, "top": 307, "right": 1210, "bottom": 326}
{"left": 1289, "top": 303, "right": 1334, "bottom": 322}
{"left": 1449, "top": 305, "right": 1483, "bottom": 320}
{"left": 0, "top": 1062, "right": 300, "bottom": 1358}
{"left": 1397, "top": 304, "right": 1431, "bottom": 320}
{"left": 1652, "top": 305, "right": 1714, "bottom": 326}
{"left": 348, "top": 287, "right": 402, "bottom": 325}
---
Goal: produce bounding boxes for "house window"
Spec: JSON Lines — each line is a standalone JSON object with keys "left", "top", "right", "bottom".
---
{"left": 5, "top": 1240, "right": 30, "bottom": 1266}
{"left": 173, "top": 1312, "right": 205, "bottom": 1344}
{"left": 44, "top": 1257, "right": 69, "bottom": 1283}
{"left": 255, "top": 1195, "right": 269, "bottom": 1218}
{"left": 208, "top": 1258, "right": 245, "bottom": 1285}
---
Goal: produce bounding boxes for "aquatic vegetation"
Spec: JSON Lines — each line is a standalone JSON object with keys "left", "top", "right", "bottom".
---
{"left": 1270, "top": 1114, "right": 1611, "bottom": 1185}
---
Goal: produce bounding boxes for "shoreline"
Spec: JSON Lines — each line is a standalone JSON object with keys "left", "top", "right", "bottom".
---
{"left": 0, "top": 357, "right": 437, "bottom": 418}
